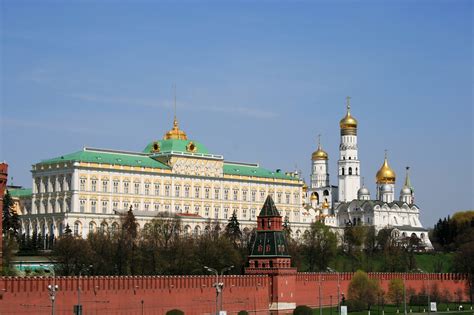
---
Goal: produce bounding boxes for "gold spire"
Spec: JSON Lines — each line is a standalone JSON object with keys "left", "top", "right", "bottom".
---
{"left": 312, "top": 134, "right": 329, "bottom": 160}
{"left": 376, "top": 150, "right": 396, "bottom": 184}
{"left": 163, "top": 84, "right": 188, "bottom": 140}
{"left": 340, "top": 96, "right": 358, "bottom": 131}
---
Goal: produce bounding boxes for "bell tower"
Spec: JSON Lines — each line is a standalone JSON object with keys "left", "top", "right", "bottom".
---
{"left": 246, "top": 195, "right": 297, "bottom": 313}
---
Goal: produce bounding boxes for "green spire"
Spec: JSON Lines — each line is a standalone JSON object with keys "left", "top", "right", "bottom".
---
{"left": 259, "top": 195, "right": 280, "bottom": 217}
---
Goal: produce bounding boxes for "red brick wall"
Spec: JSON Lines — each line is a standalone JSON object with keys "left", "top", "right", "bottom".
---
{"left": 295, "top": 273, "right": 469, "bottom": 308}
{"left": 0, "top": 273, "right": 468, "bottom": 314}
{"left": 0, "top": 275, "right": 270, "bottom": 315}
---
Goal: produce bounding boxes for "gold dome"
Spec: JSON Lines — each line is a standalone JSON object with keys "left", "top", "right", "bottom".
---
{"left": 310, "top": 193, "right": 318, "bottom": 201}
{"left": 312, "top": 135, "right": 328, "bottom": 160}
{"left": 322, "top": 199, "right": 329, "bottom": 209}
{"left": 340, "top": 97, "right": 358, "bottom": 130}
{"left": 302, "top": 183, "right": 308, "bottom": 192}
{"left": 376, "top": 154, "right": 396, "bottom": 184}
{"left": 163, "top": 117, "right": 188, "bottom": 140}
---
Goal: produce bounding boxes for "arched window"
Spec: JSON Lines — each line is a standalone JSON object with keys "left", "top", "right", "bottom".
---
{"left": 341, "top": 168, "right": 345, "bottom": 175}
{"left": 349, "top": 167, "right": 353, "bottom": 175}
{"left": 356, "top": 168, "right": 358, "bottom": 175}
{"left": 323, "top": 190, "right": 329, "bottom": 196}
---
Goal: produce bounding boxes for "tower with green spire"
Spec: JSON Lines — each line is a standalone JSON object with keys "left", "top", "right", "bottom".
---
{"left": 246, "top": 195, "right": 297, "bottom": 312}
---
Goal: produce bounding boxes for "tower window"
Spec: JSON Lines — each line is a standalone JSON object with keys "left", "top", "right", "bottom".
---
{"left": 342, "top": 168, "right": 345, "bottom": 175}
{"left": 349, "top": 157, "right": 351, "bottom": 160}
{"left": 349, "top": 167, "right": 353, "bottom": 175}
{"left": 356, "top": 168, "right": 358, "bottom": 175}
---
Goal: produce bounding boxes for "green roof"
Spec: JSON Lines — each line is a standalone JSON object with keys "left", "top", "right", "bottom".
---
{"left": 143, "top": 139, "right": 210, "bottom": 155}
{"left": 8, "top": 188, "right": 32, "bottom": 198}
{"left": 223, "top": 163, "right": 297, "bottom": 181}
{"left": 259, "top": 195, "right": 281, "bottom": 217}
{"left": 39, "top": 149, "right": 170, "bottom": 169}
{"left": 249, "top": 231, "right": 290, "bottom": 257}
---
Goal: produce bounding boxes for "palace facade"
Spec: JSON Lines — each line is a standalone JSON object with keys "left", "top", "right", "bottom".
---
{"left": 19, "top": 116, "right": 306, "bottom": 240}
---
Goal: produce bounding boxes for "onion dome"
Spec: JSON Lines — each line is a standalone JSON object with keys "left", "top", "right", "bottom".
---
{"left": 340, "top": 97, "right": 358, "bottom": 135}
{"left": 376, "top": 153, "right": 396, "bottom": 184}
{"left": 310, "top": 193, "right": 318, "bottom": 201}
{"left": 400, "top": 186, "right": 412, "bottom": 195}
{"left": 302, "top": 183, "right": 308, "bottom": 192}
{"left": 358, "top": 186, "right": 370, "bottom": 197}
{"left": 322, "top": 199, "right": 329, "bottom": 209}
{"left": 312, "top": 145, "right": 328, "bottom": 161}
{"left": 163, "top": 117, "right": 188, "bottom": 140}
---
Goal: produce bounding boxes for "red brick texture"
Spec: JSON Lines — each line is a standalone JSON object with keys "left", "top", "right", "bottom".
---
{"left": 0, "top": 273, "right": 468, "bottom": 314}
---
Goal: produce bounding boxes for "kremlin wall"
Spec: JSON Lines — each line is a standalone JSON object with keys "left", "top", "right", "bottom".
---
{"left": 0, "top": 273, "right": 468, "bottom": 314}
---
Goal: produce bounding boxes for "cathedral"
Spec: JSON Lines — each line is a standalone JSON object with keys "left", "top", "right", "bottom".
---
{"left": 305, "top": 97, "right": 432, "bottom": 249}
{"left": 13, "top": 97, "right": 432, "bottom": 249}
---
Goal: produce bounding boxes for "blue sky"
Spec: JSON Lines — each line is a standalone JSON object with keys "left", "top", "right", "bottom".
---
{"left": 1, "top": 0, "right": 472, "bottom": 227}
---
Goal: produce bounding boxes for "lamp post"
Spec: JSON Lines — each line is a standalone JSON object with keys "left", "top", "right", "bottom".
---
{"left": 204, "top": 265, "right": 234, "bottom": 315}
{"left": 327, "top": 267, "right": 340, "bottom": 314}
{"left": 41, "top": 264, "right": 58, "bottom": 315}
{"left": 76, "top": 264, "right": 93, "bottom": 315}
{"left": 417, "top": 268, "right": 430, "bottom": 314}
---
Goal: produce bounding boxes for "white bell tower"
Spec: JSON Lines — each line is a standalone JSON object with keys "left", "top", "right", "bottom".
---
{"left": 338, "top": 97, "right": 361, "bottom": 202}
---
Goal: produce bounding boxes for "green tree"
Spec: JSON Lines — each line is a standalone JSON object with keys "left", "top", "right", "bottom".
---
{"left": 347, "top": 270, "right": 381, "bottom": 311}
{"left": 303, "top": 221, "right": 337, "bottom": 271}
{"left": 343, "top": 225, "right": 367, "bottom": 271}
{"left": 387, "top": 278, "right": 404, "bottom": 306}
{"left": 2, "top": 191, "right": 20, "bottom": 239}
{"left": 453, "top": 228, "right": 474, "bottom": 304}
{"left": 52, "top": 234, "right": 94, "bottom": 276}
{"left": 225, "top": 210, "right": 242, "bottom": 245}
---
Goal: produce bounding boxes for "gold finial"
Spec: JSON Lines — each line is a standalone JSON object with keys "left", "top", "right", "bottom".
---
{"left": 384, "top": 149, "right": 388, "bottom": 160}
{"left": 346, "top": 96, "right": 351, "bottom": 112}
{"left": 317, "top": 134, "right": 321, "bottom": 148}
{"left": 362, "top": 176, "right": 365, "bottom": 186}
{"left": 163, "top": 84, "right": 188, "bottom": 140}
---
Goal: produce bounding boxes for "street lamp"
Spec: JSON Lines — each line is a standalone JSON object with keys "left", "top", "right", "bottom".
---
{"left": 75, "top": 264, "right": 93, "bottom": 315}
{"left": 204, "top": 265, "right": 234, "bottom": 315}
{"left": 416, "top": 268, "right": 430, "bottom": 314}
{"left": 327, "top": 267, "right": 340, "bottom": 314}
{"left": 40, "top": 264, "right": 58, "bottom": 315}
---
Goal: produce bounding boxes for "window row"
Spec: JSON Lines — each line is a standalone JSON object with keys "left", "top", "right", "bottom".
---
{"left": 35, "top": 175, "right": 72, "bottom": 193}
{"left": 79, "top": 179, "right": 300, "bottom": 204}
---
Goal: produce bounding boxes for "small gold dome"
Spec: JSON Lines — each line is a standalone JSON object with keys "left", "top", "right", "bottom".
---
{"left": 340, "top": 97, "right": 357, "bottom": 130}
{"left": 376, "top": 156, "right": 396, "bottom": 184}
{"left": 302, "top": 183, "right": 308, "bottom": 192}
{"left": 310, "top": 193, "right": 318, "bottom": 201}
{"left": 163, "top": 117, "right": 188, "bottom": 140}
{"left": 322, "top": 199, "right": 329, "bottom": 209}
{"left": 312, "top": 147, "right": 328, "bottom": 160}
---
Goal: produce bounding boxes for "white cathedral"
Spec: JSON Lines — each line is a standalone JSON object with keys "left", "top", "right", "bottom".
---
{"left": 305, "top": 97, "right": 432, "bottom": 249}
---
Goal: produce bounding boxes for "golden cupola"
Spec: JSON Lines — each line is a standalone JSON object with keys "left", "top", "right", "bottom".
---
{"left": 163, "top": 117, "right": 188, "bottom": 140}
{"left": 376, "top": 153, "right": 396, "bottom": 184}
{"left": 340, "top": 96, "right": 358, "bottom": 135}
{"left": 312, "top": 137, "right": 328, "bottom": 161}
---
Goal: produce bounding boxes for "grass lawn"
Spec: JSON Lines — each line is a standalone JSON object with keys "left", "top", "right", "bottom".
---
{"left": 309, "top": 303, "right": 473, "bottom": 315}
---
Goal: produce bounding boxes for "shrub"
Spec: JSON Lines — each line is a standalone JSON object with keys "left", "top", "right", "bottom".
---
{"left": 166, "top": 309, "right": 184, "bottom": 315}
{"left": 238, "top": 311, "right": 249, "bottom": 315}
{"left": 293, "top": 305, "right": 312, "bottom": 315}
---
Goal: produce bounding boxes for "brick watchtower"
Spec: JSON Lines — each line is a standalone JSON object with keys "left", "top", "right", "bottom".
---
{"left": 245, "top": 195, "right": 297, "bottom": 313}
{"left": 0, "top": 163, "right": 9, "bottom": 272}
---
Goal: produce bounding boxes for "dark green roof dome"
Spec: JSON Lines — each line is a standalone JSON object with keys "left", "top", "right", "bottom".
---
{"left": 143, "top": 139, "right": 210, "bottom": 155}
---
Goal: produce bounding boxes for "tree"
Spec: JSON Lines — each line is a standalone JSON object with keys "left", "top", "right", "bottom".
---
{"left": 303, "top": 221, "right": 337, "bottom": 271}
{"left": 2, "top": 191, "right": 20, "bottom": 239}
{"left": 225, "top": 211, "right": 242, "bottom": 246}
{"left": 387, "top": 278, "right": 404, "bottom": 306}
{"left": 343, "top": 225, "right": 367, "bottom": 271}
{"left": 453, "top": 228, "right": 474, "bottom": 304}
{"left": 347, "top": 270, "right": 381, "bottom": 311}
{"left": 52, "top": 234, "right": 94, "bottom": 276}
